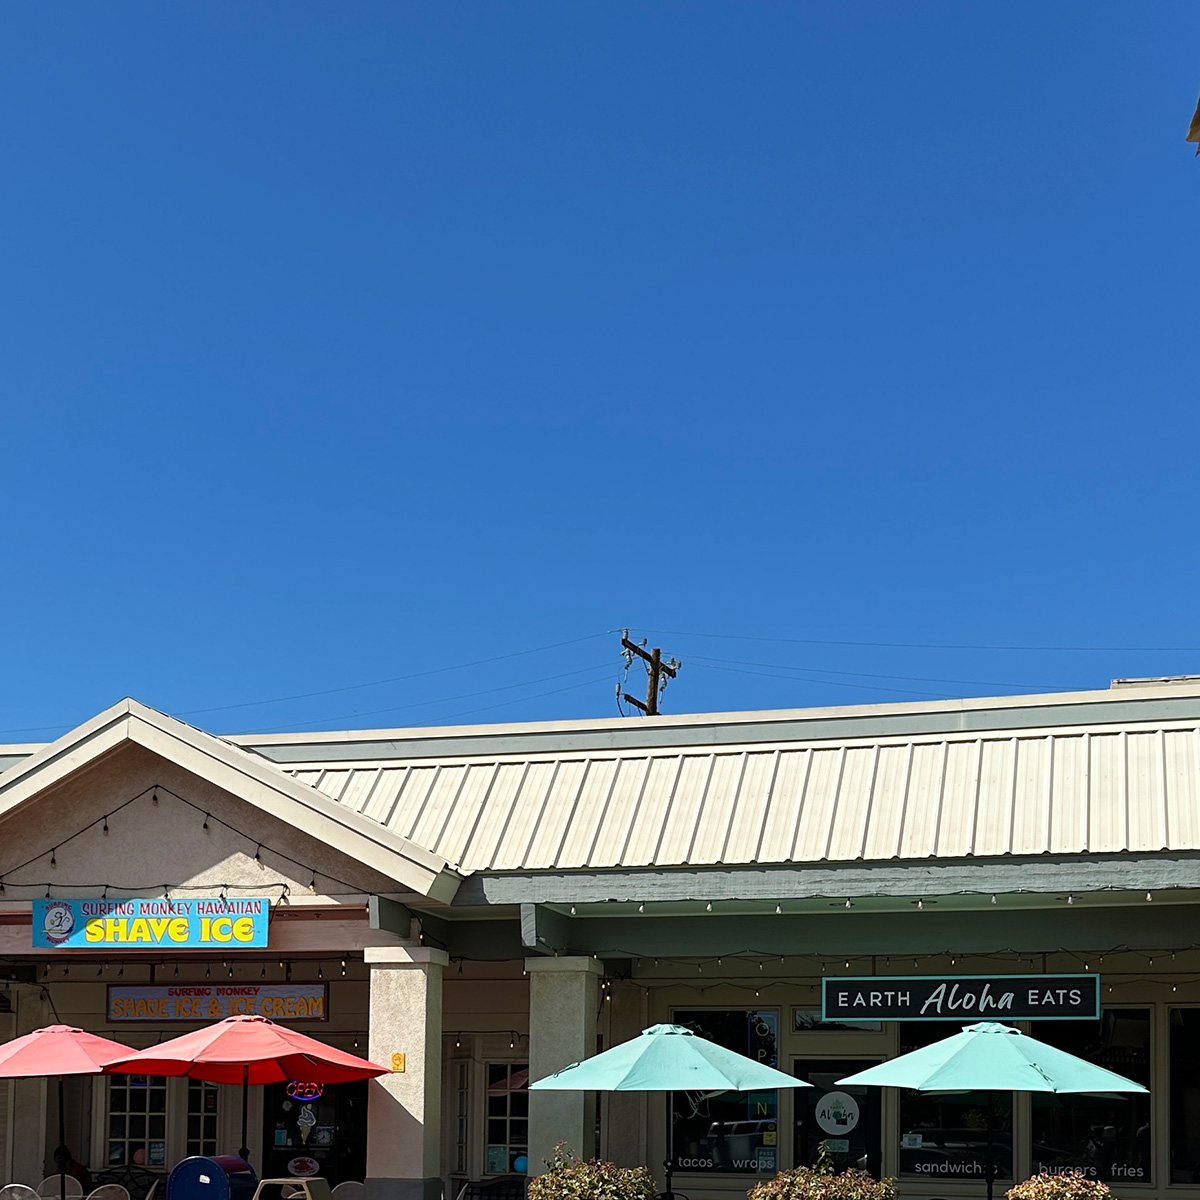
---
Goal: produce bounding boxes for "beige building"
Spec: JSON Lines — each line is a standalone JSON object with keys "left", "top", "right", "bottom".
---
{"left": 0, "top": 679, "right": 1198, "bottom": 1200}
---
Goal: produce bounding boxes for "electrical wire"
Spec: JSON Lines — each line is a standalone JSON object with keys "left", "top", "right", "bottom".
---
{"left": 0, "top": 629, "right": 621, "bottom": 737}
{"left": 249, "top": 661, "right": 616, "bottom": 733}
{"left": 689, "top": 662, "right": 959, "bottom": 699}
{"left": 628, "top": 627, "right": 1200, "bottom": 654}
{"left": 686, "top": 655, "right": 1080, "bottom": 692}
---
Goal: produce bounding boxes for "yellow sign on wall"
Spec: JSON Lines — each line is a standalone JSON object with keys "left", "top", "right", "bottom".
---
{"left": 391, "top": 1052, "right": 406, "bottom": 1073}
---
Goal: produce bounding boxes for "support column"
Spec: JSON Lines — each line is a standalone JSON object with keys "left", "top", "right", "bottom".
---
{"left": 365, "top": 945, "right": 447, "bottom": 1200}
{"left": 603, "top": 981, "right": 647, "bottom": 1168}
{"left": 12, "top": 984, "right": 49, "bottom": 1186}
{"left": 525, "top": 956, "right": 602, "bottom": 1175}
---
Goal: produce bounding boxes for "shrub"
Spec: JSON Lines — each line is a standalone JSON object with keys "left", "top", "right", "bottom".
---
{"left": 748, "top": 1164, "right": 897, "bottom": 1200}
{"left": 1008, "top": 1171, "right": 1115, "bottom": 1200}
{"left": 528, "top": 1143, "right": 656, "bottom": 1200}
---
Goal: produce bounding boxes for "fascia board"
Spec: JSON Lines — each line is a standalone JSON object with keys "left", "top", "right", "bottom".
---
{"left": 124, "top": 716, "right": 461, "bottom": 900}
{"left": 0, "top": 701, "right": 136, "bottom": 812}
{"left": 0, "top": 699, "right": 461, "bottom": 903}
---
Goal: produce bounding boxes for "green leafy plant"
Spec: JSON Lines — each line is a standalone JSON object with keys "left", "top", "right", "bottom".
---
{"left": 529, "top": 1143, "right": 656, "bottom": 1200}
{"left": 1008, "top": 1171, "right": 1115, "bottom": 1200}
{"left": 748, "top": 1162, "right": 897, "bottom": 1200}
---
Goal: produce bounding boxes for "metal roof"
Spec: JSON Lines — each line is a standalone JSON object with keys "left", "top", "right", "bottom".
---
{"left": 282, "top": 714, "right": 1200, "bottom": 873}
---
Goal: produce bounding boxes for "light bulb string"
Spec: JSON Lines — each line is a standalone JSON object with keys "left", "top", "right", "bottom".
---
{"left": 0, "top": 782, "right": 392, "bottom": 901}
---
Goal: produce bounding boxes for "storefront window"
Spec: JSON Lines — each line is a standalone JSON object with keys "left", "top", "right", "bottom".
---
{"left": 670, "top": 1010, "right": 779, "bottom": 1175}
{"left": 1032, "top": 1010, "right": 1151, "bottom": 1184}
{"left": 108, "top": 1076, "right": 167, "bottom": 1167}
{"left": 455, "top": 1062, "right": 470, "bottom": 1174}
{"left": 795, "top": 1060, "right": 882, "bottom": 1178}
{"left": 1170, "top": 1009, "right": 1200, "bottom": 1183}
{"left": 485, "top": 1063, "right": 528, "bottom": 1173}
{"left": 186, "top": 1079, "right": 220, "bottom": 1158}
{"left": 898, "top": 1023, "right": 1013, "bottom": 1183}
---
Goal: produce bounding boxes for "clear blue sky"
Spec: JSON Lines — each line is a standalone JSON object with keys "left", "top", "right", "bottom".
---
{"left": 3, "top": 2, "right": 1198, "bottom": 739}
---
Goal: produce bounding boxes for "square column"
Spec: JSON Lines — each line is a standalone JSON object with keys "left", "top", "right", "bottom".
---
{"left": 365, "top": 945, "right": 448, "bottom": 1200}
{"left": 12, "top": 985, "right": 49, "bottom": 1186}
{"left": 525, "top": 956, "right": 603, "bottom": 1174}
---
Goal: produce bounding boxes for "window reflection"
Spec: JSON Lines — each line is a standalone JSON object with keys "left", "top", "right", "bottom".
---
{"left": 670, "top": 1010, "right": 779, "bottom": 1175}
{"left": 898, "top": 1023, "right": 1013, "bottom": 1181}
{"left": 1031, "top": 1010, "right": 1151, "bottom": 1184}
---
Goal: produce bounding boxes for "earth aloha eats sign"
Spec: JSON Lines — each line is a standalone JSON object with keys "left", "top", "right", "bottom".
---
{"left": 33, "top": 897, "right": 271, "bottom": 950}
{"left": 822, "top": 974, "right": 1099, "bottom": 1022}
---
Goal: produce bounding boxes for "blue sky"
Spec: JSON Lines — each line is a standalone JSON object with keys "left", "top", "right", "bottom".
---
{"left": 2, "top": 2, "right": 1198, "bottom": 739}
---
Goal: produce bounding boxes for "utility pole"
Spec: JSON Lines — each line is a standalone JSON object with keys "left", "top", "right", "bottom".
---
{"left": 620, "top": 632, "right": 680, "bottom": 716}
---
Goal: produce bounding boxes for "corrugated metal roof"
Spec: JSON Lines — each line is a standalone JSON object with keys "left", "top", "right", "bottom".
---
{"left": 282, "top": 719, "right": 1200, "bottom": 873}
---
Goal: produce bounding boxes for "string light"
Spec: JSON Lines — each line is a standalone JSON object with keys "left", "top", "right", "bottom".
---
{"left": 152, "top": 788, "right": 158, "bottom": 806}
{"left": 203, "top": 814, "right": 210, "bottom": 832}
{"left": 775, "top": 904, "right": 782, "bottom": 914}
{"left": 341, "top": 959, "right": 347, "bottom": 977}
{"left": 254, "top": 845, "right": 263, "bottom": 868}
{"left": 102, "top": 818, "right": 109, "bottom": 836}
{"left": 50, "top": 848, "right": 57, "bottom": 868}
{"left": 706, "top": 902, "right": 712, "bottom": 913}
{"left": 317, "top": 963, "right": 324, "bottom": 980}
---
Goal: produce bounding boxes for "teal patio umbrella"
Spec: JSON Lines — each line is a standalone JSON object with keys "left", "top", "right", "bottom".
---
{"left": 838, "top": 1022, "right": 1147, "bottom": 1200}
{"left": 532, "top": 1023, "right": 810, "bottom": 1199}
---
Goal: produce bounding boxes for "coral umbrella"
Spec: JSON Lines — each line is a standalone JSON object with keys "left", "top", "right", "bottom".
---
{"left": 0, "top": 1026, "right": 131, "bottom": 1200}
{"left": 105, "top": 1015, "right": 389, "bottom": 1162}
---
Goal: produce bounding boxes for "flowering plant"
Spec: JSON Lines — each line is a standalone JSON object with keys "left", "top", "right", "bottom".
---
{"left": 528, "top": 1143, "right": 656, "bottom": 1200}
{"left": 1008, "top": 1171, "right": 1115, "bottom": 1200}
{"left": 748, "top": 1164, "right": 897, "bottom": 1200}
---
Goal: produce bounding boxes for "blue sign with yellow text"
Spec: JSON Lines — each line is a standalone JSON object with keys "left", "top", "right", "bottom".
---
{"left": 33, "top": 898, "right": 270, "bottom": 949}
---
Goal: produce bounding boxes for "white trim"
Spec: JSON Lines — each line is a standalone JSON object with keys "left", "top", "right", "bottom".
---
{"left": 0, "top": 700, "right": 461, "bottom": 902}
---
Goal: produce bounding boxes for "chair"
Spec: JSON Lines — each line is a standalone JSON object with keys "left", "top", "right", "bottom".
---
{"left": 330, "top": 1186, "right": 364, "bottom": 1200}
{"left": 0, "top": 1186, "right": 40, "bottom": 1200}
{"left": 85, "top": 1185, "right": 131, "bottom": 1200}
{"left": 92, "top": 1169, "right": 159, "bottom": 1200}
{"left": 453, "top": 1180, "right": 528, "bottom": 1200}
{"left": 37, "top": 1182, "right": 83, "bottom": 1200}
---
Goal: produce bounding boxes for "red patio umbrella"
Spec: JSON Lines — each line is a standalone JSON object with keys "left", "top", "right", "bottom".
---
{"left": 0, "top": 1026, "right": 131, "bottom": 1200}
{"left": 105, "top": 1015, "right": 389, "bottom": 1162}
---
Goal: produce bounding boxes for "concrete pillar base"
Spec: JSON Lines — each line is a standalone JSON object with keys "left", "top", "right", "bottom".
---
{"left": 364, "top": 1179, "right": 443, "bottom": 1200}
{"left": 525, "top": 955, "right": 603, "bottom": 1174}
{"left": 365, "top": 945, "right": 447, "bottom": 1200}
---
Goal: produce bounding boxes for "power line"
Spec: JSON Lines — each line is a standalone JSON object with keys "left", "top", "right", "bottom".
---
{"left": 245, "top": 661, "right": 617, "bottom": 733}
{"left": 181, "top": 629, "right": 619, "bottom": 716}
{"left": 0, "top": 629, "right": 620, "bottom": 738}
{"left": 438, "top": 673, "right": 615, "bottom": 722}
{"left": 686, "top": 654, "right": 1081, "bottom": 692}
{"left": 688, "top": 661, "right": 959, "bottom": 699}
{"left": 628, "top": 627, "right": 1200, "bottom": 653}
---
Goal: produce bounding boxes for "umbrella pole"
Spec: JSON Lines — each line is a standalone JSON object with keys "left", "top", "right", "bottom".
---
{"left": 986, "top": 1091, "right": 995, "bottom": 1200}
{"left": 663, "top": 1091, "right": 673, "bottom": 1200}
{"left": 239, "top": 1064, "right": 250, "bottom": 1161}
{"left": 58, "top": 1076, "right": 67, "bottom": 1200}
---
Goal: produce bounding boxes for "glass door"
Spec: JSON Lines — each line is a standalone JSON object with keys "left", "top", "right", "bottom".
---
{"left": 794, "top": 1059, "right": 883, "bottom": 1178}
